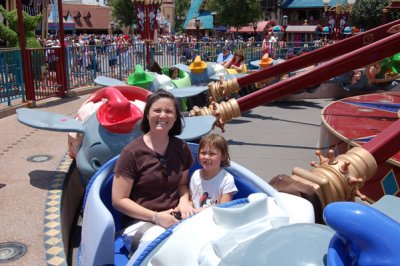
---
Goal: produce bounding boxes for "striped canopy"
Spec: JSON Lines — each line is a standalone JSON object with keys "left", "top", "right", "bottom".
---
{"left": 343, "top": 26, "right": 352, "bottom": 35}
{"left": 272, "top": 25, "right": 284, "bottom": 32}
{"left": 322, "top": 26, "right": 330, "bottom": 34}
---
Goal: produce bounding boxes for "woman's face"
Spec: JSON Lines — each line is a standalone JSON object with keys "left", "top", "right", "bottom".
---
{"left": 234, "top": 54, "right": 242, "bottom": 62}
{"left": 147, "top": 97, "right": 177, "bottom": 133}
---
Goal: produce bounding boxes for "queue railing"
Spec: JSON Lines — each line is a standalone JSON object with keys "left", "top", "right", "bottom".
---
{"left": 0, "top": 41, "right": 322, "bottom": 107}
{"left": 0, "top": 49, "right": 24, "bottom": 106}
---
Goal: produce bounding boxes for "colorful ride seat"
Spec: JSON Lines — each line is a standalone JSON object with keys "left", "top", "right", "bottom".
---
{"left": 80, "top": 143, "right": 314, "bottom": 266}
{"left": 226, "top": 64, "right": 248, "bottom": 74}
{"left": 127, "top": 65, "right": 154, "bottom": 90}
{"left": 162, "top": 67, "right": 191, "bottom": 111}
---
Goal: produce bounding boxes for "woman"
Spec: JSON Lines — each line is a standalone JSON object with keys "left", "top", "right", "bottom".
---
{"left": 223, "top": 50, "right": 246, "bottom": 73}
{"left": 112, "top": 89, "right": 195, "bottom": 259}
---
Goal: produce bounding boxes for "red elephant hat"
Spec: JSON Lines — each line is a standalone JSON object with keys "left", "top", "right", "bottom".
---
{"left": 96, "top": 87, "right": 143, "bottom": 133}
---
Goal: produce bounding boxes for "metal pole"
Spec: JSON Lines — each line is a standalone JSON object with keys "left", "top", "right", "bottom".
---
{"left": 145, "top": 4, "right": 150, "bottom": 67}
{"left": 16, "top": 0, "right": 34, "bottom": 101}
{"left": 57, "top": 0, "right": 66, "bottom": 97}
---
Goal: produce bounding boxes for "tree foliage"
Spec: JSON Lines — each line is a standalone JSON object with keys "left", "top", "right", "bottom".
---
{"left": 174, "top": 0, "right": 191, "bottom": 32}
{"left": 0, "top": 6, "right": 41, "bottom": 48}
{"left": 210, "top": 0, "right": 262, "bottom": 29}
{"left": 350, "top": 0, "right": 400, "bottom": 30}
{"left": 109, "top": 0, "right": 136, "bottom": 29}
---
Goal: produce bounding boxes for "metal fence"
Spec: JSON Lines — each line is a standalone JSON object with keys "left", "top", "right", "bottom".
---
{"left": 0, "top": 49, "right": 24, "bottom": 106}
{"left": 0, "top": 41, "right": 322, "bottom": 106}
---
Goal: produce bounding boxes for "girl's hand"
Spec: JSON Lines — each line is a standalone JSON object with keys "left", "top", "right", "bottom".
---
{"left": 177, "top": 201, "right": 195, "bottom": 219}
{"left": 157, "top": 209, "right": 179, "bottom": 229}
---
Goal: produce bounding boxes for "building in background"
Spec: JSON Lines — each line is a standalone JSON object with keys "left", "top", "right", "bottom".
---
{"left": 160, "top": 0, "right": 174, "bottom": 33}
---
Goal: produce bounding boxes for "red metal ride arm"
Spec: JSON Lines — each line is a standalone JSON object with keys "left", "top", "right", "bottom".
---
{"left": 363, "top": 119, "right": 400, "bottom": 166}
{"left": 237, "top": 31, "right": 400, "bottom": 113}
{"left": 237, "top": 19, "right": 400, "bottom": 88}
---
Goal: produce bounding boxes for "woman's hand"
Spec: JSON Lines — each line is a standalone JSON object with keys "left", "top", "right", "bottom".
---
{"left": 176, "top": 200, "right": 195, "bottom": 219}
{"left": 157, "top": 209, "right": 179, "bottom": 229}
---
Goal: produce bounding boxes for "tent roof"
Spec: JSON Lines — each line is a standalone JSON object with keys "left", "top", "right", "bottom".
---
{"left": 183, "top": 0, "right": 214, "bottom": 30}
{"left": 286, "top": 25, "right": 319, "bottom": 33}
{"left": 228, "top": 20, "right": 276, "bottom": 33}
{"left": 281, "top": 0, "right": 348, "bottom": 8}
{"left": 185, "top": 11, "right": 214, "bottom": 30}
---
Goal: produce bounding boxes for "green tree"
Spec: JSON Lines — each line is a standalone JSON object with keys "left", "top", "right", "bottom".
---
{"left": 109, "top": 0, "right": 136, "bottom": 30}
{"left": 174, "top": 0, "right": 190, "bottom": 32}
{"left": 210, "top": 0, "right": 262, "bottom": 32}
{"left": 0, "top": 6, "right": 41, "bottom": 48}
{"left": 350, "top": 0, "right": 400, "bottom": 30}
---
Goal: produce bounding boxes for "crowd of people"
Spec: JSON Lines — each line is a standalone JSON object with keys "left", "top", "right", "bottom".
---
{"left": 34, "top": 30, "right": 327, "bottom": 92}
{"left": 37, "top": 32, "right": 244, "bottom": 50}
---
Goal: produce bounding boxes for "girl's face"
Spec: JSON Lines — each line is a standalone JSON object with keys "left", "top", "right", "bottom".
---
{"left": 147, "top": 98, "right": 177, "bottom": 133}
{"left": 199, "top": 143, "right": 222, "bottom": 173}
{"left": 171, "top": 69, "right": 179, "bottom": 79}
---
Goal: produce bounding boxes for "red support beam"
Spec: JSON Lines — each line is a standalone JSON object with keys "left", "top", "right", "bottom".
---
{"left": 237, "top": 32, "right": 400, "bottom": 112}
{"left": 236, "top": 19, "right": 400, "bottom": 89}
{"left": 16, "top": 0, "right": 34, "bottom": 101}
{"left": 363, "top": 119, "right": 400, "bottom": 166}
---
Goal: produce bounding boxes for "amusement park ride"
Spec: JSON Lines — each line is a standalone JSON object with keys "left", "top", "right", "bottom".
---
{"left": 14, "top": 1, "right": 400, "bottom": 263}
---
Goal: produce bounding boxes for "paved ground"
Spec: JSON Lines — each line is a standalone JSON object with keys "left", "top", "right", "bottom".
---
{"left": 0, "top": 94, "right": 91, "bottom": 265}
{"left": 0, "top": 87, "right": 334, "bottom": 265}
{"left": 221, "top": 98, "right": 333, "bottom": 182}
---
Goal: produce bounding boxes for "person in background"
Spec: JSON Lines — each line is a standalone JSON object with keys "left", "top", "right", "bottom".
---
{"left": 147, "top": 60, "right": 164, "bottom": 75}
{"left": 216, "top": 46, "right": 233, "bottom": 65}
{"left": 112, "top": 89, "right": 195, "bottom": 260}
{"left": 190, "top": 134, "right": 238, "bottom": 211}
{"left": 147, "top": 60, "right": 175, "bottom": 90}
{"left": 106, "top": 38, "right": 118, "bottom": 78}
{"left": 223, "top": 50, "right": 246, "bottom": 73}
{"left": 181, "top": 44, "right": 192, "bottom": 65}
{"left": 169, "top": 66, "right": 180, "bottom": 80}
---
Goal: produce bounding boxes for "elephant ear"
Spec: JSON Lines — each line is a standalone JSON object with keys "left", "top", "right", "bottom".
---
{"left": 174, "top": 63, "right": 191, "bottom": 73}
{"left": 94, "top": 76, "right": 126, "bottom": 87}
{"left": 178, "top": 116, "right": 216, "bottom": 141}
{"left": 324, "top": 200, "right": 400, "bottom": 266}
{"left": 169, "top": 86, "right": 208, "bottom": 98}
{"left": 17, "top": 108, "right": 84, "bottom": 133}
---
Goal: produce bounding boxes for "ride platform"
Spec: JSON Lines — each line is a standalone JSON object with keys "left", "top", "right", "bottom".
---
{"left": 320, "top": 90, "right": 400, "bottom": 202}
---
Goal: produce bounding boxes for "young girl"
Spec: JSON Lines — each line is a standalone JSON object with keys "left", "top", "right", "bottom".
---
{"left": 190, "top": 134, "right": 238, "bottom": 210}
{"left": 169, "top": 67, "right": 180, "bottom": 80}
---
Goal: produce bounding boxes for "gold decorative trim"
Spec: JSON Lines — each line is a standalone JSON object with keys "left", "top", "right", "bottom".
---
{"left": 208, "top": 77, "right": 240, "bottom": 101}
{"left": 291, "top": 147, "right": 377, "bottom": 207}
{"left": 189, "top": 98, "right": 241, "bottom": 132}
